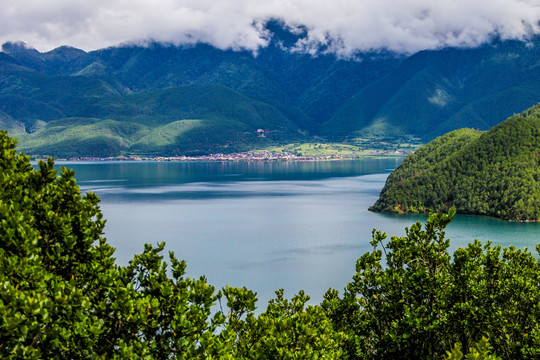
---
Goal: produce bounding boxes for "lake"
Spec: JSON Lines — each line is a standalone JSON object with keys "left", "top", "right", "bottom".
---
{"left": 57, "top": 159, "right": 540, "bottom": 307}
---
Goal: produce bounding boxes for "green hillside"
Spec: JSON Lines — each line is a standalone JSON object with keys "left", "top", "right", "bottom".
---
{"left": 370, "top": 103, "right": 540, "bottom": 221}
{"left": 12, "top": 84, "right": 303, "bottom": 157}
{"left": 323, "top": 39, "right": 540, "bottom": 139}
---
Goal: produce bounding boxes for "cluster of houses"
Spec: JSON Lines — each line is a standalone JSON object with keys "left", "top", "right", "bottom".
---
{"left": 63, "top": 151, "right": 355, "bottom": 162}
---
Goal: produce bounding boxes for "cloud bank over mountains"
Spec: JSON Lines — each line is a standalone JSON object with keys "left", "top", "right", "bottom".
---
{"left": 2, "top": 0, "right": 540, "bottom": 54}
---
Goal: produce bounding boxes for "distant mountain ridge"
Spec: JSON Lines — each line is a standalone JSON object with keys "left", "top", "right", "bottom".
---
{"left": 2, "top": 23, "right": 540, "bottom": 156}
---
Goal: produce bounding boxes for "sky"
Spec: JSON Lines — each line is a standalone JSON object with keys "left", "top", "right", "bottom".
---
{"left": 2, "top": 0, "right": 540, "bottom": 55}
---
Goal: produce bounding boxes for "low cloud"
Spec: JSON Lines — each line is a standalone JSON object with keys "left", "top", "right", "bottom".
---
{"left": 1, "top": 0, "right": 540, "bottom": 55}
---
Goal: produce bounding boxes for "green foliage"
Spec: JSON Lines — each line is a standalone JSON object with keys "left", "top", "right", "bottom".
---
{"left": 324, "top": 208, "right": 540, "bottom": 359}
{"left": 371, "top": 103, "right": 540, "bottom": 221}
{"left": 0, "top": 130, "right": 115, "bottom": 358}
{"left": 223, "top": 289, "right": 346, "bottom": 359}
{"left": 445, "top": 337, "right": 502, "bottom": 360}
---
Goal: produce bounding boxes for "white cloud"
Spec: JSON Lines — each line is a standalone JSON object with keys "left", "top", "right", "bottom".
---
{"left": 1, "top": 0, "right": 540, "bottom": 54}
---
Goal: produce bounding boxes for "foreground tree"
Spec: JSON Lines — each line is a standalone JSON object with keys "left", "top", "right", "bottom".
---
{"left": 323, "top": 208, "right": 540, "bottom": 359}
{"left": 222, "top": 288, "right": 346, "bottom": 359}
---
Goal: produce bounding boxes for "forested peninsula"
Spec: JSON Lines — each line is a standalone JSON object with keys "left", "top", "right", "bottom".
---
{"left": 370, "top": 103, "right": 540, "bottom": 221}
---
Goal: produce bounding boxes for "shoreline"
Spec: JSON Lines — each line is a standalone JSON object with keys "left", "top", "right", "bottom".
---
{"left": 369, "top": 208, "right": 540, "bottom": 223}
{"left": 35, "top": 150, "right": 409, "bottom": 163}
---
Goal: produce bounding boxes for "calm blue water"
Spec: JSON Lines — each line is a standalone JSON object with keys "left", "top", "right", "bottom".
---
{"left": 56, "top": 159, "right": 540, "bottom": 306}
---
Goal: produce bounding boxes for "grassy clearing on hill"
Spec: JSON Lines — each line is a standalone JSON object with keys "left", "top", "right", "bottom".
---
{"left": 257, "top": 137, "right": 423, "bottom": 158}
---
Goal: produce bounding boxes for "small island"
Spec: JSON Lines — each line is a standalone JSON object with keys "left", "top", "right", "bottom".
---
{"left": 370, "top": 103, "right": 540, "bottom": 222}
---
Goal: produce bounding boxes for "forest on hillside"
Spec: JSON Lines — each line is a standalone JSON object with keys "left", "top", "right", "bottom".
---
{"left": 370, "top": 103, "right": 540, "bottom": 222}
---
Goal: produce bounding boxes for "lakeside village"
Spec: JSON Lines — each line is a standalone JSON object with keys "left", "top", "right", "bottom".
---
{"left": 56, "top": 149, "right": 413, "bottom": 162}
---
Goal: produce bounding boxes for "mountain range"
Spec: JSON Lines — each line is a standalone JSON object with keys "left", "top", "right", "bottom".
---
{"left": 1, "top": 22, "right": 540, "bottom": 156}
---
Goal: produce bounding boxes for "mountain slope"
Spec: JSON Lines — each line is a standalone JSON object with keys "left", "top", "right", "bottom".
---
{"left": 323, "top": 39, "right": 540, "bottom": 139}
{"left": 1, "top": 34, "right": 400, "bottom": 130}
{"left": 0, "top": 33, "right": 401, "bottom": 156}
{"left": 370, "top": 104, "right": 540, "bottom": 221}
{"left": 15, "top": 84, "right": 301, "bottom": 157}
